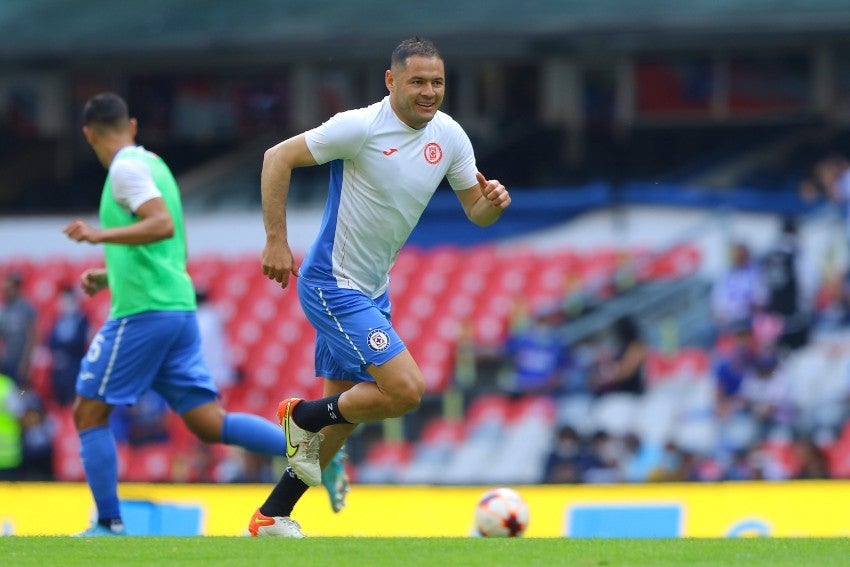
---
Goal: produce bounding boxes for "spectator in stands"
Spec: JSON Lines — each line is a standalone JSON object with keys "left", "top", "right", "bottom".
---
{"left": 500, "top": 309, "right": 568, "bottom": 396}
{"left": 17, "top": 390, "right": 55, "bottom": 480}
{"left": 580, "top": 430, "right": 624, "bottom": 483}
{"left": 812, "top": 154, "right": 850, "bottom": 243}
{"left": 620, "top": 432, "right": 665, "bottom": 483}
{"left": 712, "top": 321, "right": 754, "bottom": 419}
{"left": 739, "top": 344, "right": 795, "bottom": 436}
{"left": 761, "top": 217, "right": 810, "bottom": 350}
{"left": 249, "top": 37, "right": 511, "bottom": 537}
{"left": 542, "top": 425, "right": 583, "bottom": 483}
{"left": 0, "top": 272, "right": 37, "bottom": 388}
{"left": 0, "top": 371, "right": 22, "bottom": 480}
{"left": 47, "top": 285, "right": 90, "bottom": 406}
{"left": 725, "top": 448, "right": 760, "bottom": 481}
{"left": 710, "top": 241, "right": 767, "bottom": 337}
{"left": 589, "top": 315, "right": 647, "bottom": 397}
{"left": 792, "top": 435, "right": 829, "bottom": 480}
{"left": 653, "top": 441, "right": 699, "bottom": 482}
{"left": 195, "top": 288, "right": 237, "bottom": 389}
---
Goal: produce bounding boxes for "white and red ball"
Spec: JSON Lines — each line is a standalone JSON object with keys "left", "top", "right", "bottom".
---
{"left": 473, "top": 487, "right": 530, "bottom": 537}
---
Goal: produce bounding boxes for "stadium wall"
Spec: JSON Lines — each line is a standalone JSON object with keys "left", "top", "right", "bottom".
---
{"left": 2, "top": 481, "right": 849, "bottom": 537}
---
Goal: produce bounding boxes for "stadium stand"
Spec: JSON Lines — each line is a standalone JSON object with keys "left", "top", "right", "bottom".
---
{"left": 5, "top": 0, "right": 850, "bottom": 487}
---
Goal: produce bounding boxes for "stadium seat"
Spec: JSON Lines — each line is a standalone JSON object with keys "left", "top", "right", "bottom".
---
{"left": 356, "top": 441, "right": 413, "bottom": 484}
{"left": 759, "top": 438, "right": 801, "bottom": 479}
{"left": 672, "top": 415, "right": 719, "bottom": 456}
{"left": 556, "top": 393, "right": 596, "bottom": 436}
{"left": 633, "top": 387, "right": 681, "bottom": 445}
{"left": 399, "top": 419, "right": 464, "bottom": 484}
{"left": 125, "top": 444, "right": 175, "bottom": 483}
{"left": 440, "top": 395, "right": 512, "bottom": 484}
{"left": 826, "top": 439, "right": 850, "bottom": 479}
{"left": 487, "top": 396, "right": 556, "bottom": 483}
{"left": 52, "top": 408, "right": 84, "bottom": 481}
{"left": 589, "top": 393, "right": 640, "bottom": 437}
{"left": 644, "top": 348, "right": 710, "bottom": 387}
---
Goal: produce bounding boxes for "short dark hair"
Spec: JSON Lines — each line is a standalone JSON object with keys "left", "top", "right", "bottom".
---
{"left": 391, "top": 37, "right": 441, "bottom": 69}
{"left": 82, "top": 92, "right": 129, "bottom": 128}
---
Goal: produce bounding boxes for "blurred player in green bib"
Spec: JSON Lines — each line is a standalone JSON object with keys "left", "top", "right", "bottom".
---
{"left": 63, "top": 92, "right": 347, "bottom": 536}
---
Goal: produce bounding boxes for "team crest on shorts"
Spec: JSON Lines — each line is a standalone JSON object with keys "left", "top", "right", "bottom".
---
{"left": 367, "top": 329, "right": 391, "bottom": 352}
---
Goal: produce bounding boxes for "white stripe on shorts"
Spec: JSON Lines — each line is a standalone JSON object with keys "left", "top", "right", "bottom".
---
{"left": 98, "top": 318, "right": 128, "bottom": 397}
{"left": 317, "top": 287, "right": 367, "bottom": 365}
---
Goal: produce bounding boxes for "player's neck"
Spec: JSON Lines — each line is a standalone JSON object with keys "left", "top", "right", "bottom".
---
{"left": 99, "top": 137, "right": 135, "bottom": 168}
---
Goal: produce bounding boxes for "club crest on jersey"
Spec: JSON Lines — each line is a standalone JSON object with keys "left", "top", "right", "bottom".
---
{"left": 423, "top": 142, "right": 443, "bottom": 165}
{"left": 367, "top": 329, "right": 391, "bottom": 352}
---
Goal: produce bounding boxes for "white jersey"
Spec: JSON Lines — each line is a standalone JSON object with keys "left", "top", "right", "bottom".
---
{"left": 301, "top": 96, "right": 478, "bottom": 297}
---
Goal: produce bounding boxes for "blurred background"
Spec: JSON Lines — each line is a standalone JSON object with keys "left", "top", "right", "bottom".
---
{"left": 3, "top": 0, "right": 850, "bottom": 491}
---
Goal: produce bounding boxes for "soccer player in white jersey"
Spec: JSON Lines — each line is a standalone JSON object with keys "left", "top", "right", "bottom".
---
{"left": 248, "top": 36, "right": 511, "bottom": 537}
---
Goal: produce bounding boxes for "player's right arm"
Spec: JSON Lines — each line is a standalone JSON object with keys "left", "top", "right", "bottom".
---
{"left": 63, "top": 198, "right": 174, "bottom": 246}
{"left": 260, "top": 133, "right": 318, "bottom": 289}
{"left": 63, "top": 157, "right": 174, "bottom": 246}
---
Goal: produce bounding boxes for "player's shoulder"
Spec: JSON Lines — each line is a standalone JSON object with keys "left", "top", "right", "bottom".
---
{"left": 109, "top": 147, "right": 154, "bottom": 177}
{"left": 332, "top": 99, "right": 385, "bottom": 124}
{"left": 431, "top": 109, "right": 467, "bottom": 134}
{"left": 313, "top": 100, "right": 384, "bottom": 140}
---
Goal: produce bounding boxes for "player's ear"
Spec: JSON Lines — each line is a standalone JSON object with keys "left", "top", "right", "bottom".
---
{"left": 385, "top": 69, "right": 394, "bottom": 92}
{"left": 128, "top": 117, "right": 139, "bottom": 138}
{"left": 82, "top": 125, "right": 96, "bottom": 145}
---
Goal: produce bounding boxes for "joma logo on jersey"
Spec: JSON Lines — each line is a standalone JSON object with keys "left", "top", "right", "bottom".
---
{"left": 423, "top": 142, "right": 443, "bottom": 165}
{"left": 367, "top": 329, "right": 391, "bottom": 352}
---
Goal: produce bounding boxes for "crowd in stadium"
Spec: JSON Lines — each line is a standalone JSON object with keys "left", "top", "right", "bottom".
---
{"left": 4, "top": 195, "right": 850, "bottom": 486}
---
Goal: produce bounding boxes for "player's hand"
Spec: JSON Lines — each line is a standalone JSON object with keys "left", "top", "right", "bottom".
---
{"left": 63, "top": 219, "right": 101, "bottom": 243}
{"left": 80, "top": 269, "right": 108, "bottom": 297}
{"left": 262, "top": 239, "right": 300, "bottom": 289}
{"left": 476, "top": 172, "right": 511, "bottom": 210}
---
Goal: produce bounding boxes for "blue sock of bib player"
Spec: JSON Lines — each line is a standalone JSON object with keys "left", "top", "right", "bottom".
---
{"left": 221, "top": 413, "right": 286, "bottom": 454}
{"left": 79, "top": 425, "right": 121, "bottom": 525}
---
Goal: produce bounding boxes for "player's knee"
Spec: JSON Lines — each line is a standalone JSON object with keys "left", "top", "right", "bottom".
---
{"left": 72, "top": 397, "right": 110, "bottom": 431}
{"left": 194, "top": 429, "right": 219, "bottom": 444}
{"left": 182, "top": 404, "right": 225, "bottom": 443}
{"left": 389, "top": 375, "right": 425, "bottom": 416}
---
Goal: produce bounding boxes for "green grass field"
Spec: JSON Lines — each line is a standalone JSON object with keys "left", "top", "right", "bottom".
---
{"left": 2, "top": 537, "right": 849, "bottom": 567}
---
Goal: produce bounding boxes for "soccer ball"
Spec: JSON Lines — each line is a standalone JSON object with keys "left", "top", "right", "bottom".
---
{"left": 473, "top": 487, "right": 530, "bottom": 537}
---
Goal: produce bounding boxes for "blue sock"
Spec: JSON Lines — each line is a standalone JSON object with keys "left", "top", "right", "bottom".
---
{"left": 221, "top": 413, "right": 286, "bottom": 455}
{"left": 79, "top": 425, "right": 120, "bottom": 522}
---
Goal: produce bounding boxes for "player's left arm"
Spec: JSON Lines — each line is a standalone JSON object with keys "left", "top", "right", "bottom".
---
{"left": 456, "top": 171, "right": 511, "bottom": 227}
{"left": 62, "top": 197, "right": 174, "bottom": 245}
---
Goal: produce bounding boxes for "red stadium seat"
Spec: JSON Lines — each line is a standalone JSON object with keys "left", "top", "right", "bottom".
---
{"left": 508, "top": 395, "right": 556, "bottom": 423}
{"left": 125, "top": 444, "right": 175, "bottom": 483}
{"left": 52, "top": 408, "right": 84, "bottom": 481}
{"left": 644, "top": 348, "right": 710, "bottom": 387}
{"left": 362, "top": 441, "right": 413, "bottom": 468}
{"left": 419, "top": 418, "right": 465, "bottom": 445}
{"left": 465, "top": 394, "right": 511, "bottom": 428}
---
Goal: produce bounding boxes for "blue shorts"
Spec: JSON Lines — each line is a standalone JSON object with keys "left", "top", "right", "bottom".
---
{"left": 77, "top": 311, "right": 218, "bottom": 413}
{"left": 298, "top": 278, "right": 407, "bottom": 383}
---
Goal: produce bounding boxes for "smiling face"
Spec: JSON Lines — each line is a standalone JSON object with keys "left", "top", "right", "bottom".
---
{"left": 386, "top": 55, "right": 445, "bottom": 129}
